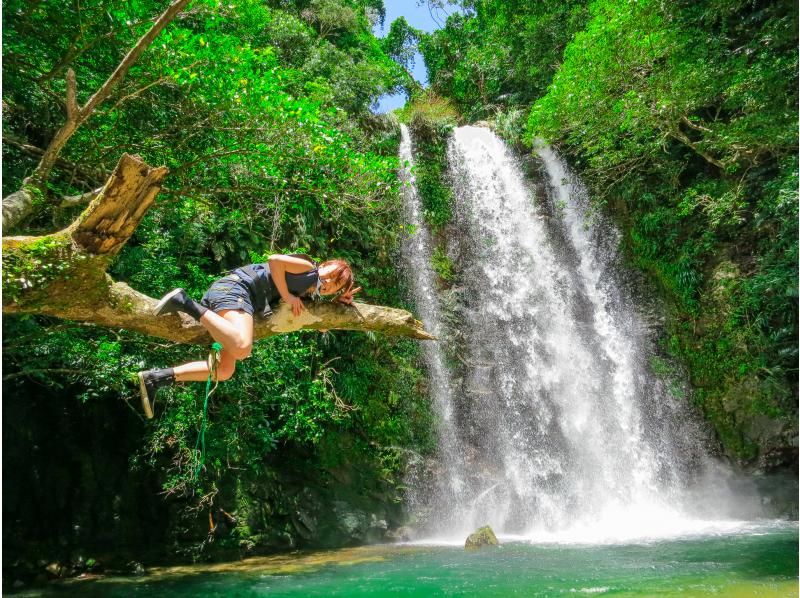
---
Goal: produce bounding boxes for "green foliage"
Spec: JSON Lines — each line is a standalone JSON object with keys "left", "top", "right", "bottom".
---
{"left": 527, "top": 0, "right": 797, "bottom": 172}
{"left": 3, "top": 0, "right": 404, "bottom": 223}
{"left": 491, "top": 108, "right": 527, "bottom": 145}
{"left": 2, "top": 0, "right": 434, "bottom": 554}
{"left": 398, "top": 93, "right": 457, "bottom": 231}
{"left": 399, "top": 91, "right": 460, "bottom": 132}
{"left": 381, "top": 17, "right": 423, "bottom": 72}
{"left": 142, "top": 334, "right": 336, "bottom": 497}
{"left": 431, "top": 247, "right": 455, "bottom": 283}
{"left": 419, "top": 1, "right": 589, "bottom": 119}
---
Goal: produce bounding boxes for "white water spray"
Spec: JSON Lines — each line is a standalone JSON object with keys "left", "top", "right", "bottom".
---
{"left": 399, "top": 125, "right": 468, "bottom": 525}
{"left": 401, "top": 125, "right": 763, "bottom": 544}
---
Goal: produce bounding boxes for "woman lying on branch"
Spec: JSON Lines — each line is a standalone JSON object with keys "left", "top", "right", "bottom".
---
{"left": 137, "top": 254, "right": 360, "bottom": 418}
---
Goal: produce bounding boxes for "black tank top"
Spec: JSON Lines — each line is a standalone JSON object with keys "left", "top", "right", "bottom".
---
{"left": 233, "top": 258, "right": 320, "bottom": 316}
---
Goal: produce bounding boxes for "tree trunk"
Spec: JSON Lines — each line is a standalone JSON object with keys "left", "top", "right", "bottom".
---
{"left": 2, "top": 154, "right": 434, "bottom": 344}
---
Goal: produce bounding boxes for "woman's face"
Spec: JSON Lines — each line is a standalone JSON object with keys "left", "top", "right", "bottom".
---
{"left": 319, "top": 277, "right": 343, "bottom": 296}
{"left": 318, "top": 264, "right": 345, "bottom": 296}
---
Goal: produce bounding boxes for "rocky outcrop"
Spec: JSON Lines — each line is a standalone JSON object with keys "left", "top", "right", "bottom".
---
{"left": 464, "top": 525, "right": 499, "bottom": 550}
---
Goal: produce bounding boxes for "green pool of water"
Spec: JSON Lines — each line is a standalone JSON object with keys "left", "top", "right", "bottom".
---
{"left": 23, "top": 524, "right": 799, "bottom": 597}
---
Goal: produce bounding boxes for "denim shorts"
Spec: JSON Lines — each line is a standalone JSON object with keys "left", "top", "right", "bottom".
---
{"left": 200, "top": 275, "right": 255, "bottom": 315}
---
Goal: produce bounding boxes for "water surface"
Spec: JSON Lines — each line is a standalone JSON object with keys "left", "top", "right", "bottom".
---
{"left": 28, "top": 525, "right": 798, "bottom": 597}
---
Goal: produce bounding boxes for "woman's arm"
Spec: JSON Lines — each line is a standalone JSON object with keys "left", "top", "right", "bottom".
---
{"left": 267, "top": 254, "right": 314, "bottom": 316}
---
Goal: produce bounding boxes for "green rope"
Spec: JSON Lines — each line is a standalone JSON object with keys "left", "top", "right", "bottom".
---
{"left": 194, "top": 342, "right": 223, "bottom": 482}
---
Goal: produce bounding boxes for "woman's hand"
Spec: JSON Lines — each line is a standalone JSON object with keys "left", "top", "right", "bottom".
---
{"left": 287, "top": 295, "right": 305, "bottom": 317}
{"left": 337, "top": 286, "right": 362, "bottom": 305}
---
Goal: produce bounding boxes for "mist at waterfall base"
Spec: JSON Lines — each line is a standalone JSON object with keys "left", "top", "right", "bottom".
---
{"left": 399, "top": 125, "right": 789, "bottom": 545}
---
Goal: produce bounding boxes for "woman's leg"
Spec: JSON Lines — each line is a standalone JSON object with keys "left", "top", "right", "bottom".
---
{"left": 173, "top": 349, "right": 237, "bottom": 382}
{"left": 196, "top": 309, "right": 254, "bottom": 356}
{"left": 173, "top": 309, "right": 254, "bottom": 381}
{"left": 138, "top": 310, "right": 253, "bottom": 417}
{"left": 152, "top": 287, "right": 253, "bottom": 353}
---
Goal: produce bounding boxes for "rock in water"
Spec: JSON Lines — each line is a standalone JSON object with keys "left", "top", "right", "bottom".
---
{"left": 464, "top": 525, "right": 499, "bottom": 550}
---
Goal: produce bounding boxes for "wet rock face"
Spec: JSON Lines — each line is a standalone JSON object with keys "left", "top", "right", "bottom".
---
{"left": 333, "top": 501, "right": 369, "bottom": 542}
{"left": 385, "top": 526, "right": 413, "bottom": 542}
{"left": 464, "top": 526, "right": 499, "bottom": 550}
{"left": 329, "top": 502, "right": 390, "bottom": 545}
{"left": 752, "top": 470, "right": 799, "bottom": 519}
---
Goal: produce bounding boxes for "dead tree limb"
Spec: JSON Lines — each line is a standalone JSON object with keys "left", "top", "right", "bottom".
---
{"left": 2, "top": 154, "right": 434, "bottom": 343}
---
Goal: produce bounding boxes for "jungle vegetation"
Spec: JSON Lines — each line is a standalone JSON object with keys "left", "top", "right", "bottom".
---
{"left": 3, "top": 0, "right": 434, "bottom": 568}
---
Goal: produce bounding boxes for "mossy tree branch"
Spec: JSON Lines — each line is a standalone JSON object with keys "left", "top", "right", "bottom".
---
{"left": 2, "top": 154, "right": 434, "bottom": 344}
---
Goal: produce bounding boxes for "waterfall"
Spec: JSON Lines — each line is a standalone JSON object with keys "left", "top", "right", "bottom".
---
{"left": 400, "top": 125, "right": 760, "bottom": 544}
{"left": 398, "top": 125, "right": 469, "bottom": 529}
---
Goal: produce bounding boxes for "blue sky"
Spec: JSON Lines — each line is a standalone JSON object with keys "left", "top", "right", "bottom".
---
{"left": 372, "top": 0, "right": 455, "bottom": 113}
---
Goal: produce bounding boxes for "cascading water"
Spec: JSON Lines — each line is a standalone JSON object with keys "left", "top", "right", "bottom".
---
{"left": 398, "top": 125, "right": 468, "bottom": 526}
{"left": 400, "top": 125, "right": 762, "bottom": 544}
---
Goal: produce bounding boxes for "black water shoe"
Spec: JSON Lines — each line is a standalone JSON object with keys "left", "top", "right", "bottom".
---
{"left": 137, "top": 368, "right": 175, "bottom": 419}
{"left": 152, "top": 288, "right": 207, "bottom": 320}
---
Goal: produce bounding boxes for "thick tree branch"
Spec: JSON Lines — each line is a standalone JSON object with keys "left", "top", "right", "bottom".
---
{"left": 2, "top": 188, "right": 40, "bottom": 233}
{"left": 27, "top": 281, "right": 435, "bottom": 344}
{"left": 2, "top": 154, "right": 434, "bottom": 344}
